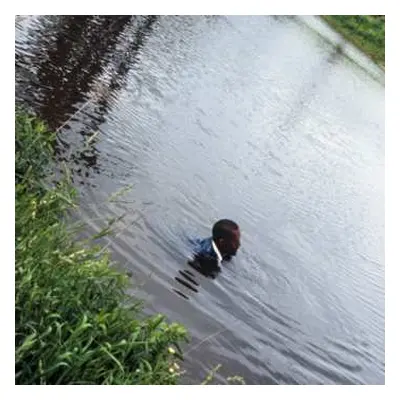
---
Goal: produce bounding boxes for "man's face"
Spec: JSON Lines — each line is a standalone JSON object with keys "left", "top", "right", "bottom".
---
{"left": 219, "top": 228, "right": 241, "bottom": 258}
{"left": 229, "top": 228, "right": 241, "bottom": 256}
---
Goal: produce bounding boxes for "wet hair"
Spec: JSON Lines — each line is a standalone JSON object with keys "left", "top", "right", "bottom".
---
{"left": 212, "top": 219, "right": 239, "bottom": 241}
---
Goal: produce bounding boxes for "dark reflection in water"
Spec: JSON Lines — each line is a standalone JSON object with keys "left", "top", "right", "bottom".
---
{"left": 173, "top": 289, "right": 190, "bottom": 300}
{"left": 16, "top": 16, "right": 130, "bottom": 128}
{"left": 173, "top": 264, "right": 217, "bottom": 301}
{"left": 174, "top": 276, "right": 199, "bottom": 293}
{"left": 179, "top": 269, "right": 199, "bottom": 286}
{"left": 16, "top": 15, "right": 158, "bottom": 182}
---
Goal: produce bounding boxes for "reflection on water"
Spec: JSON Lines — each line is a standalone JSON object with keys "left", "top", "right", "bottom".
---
{"left": 16, "top": 15, "right": 158, "bottom": 182}
{"left": 15, "top": 15, "right": 384, "bottom": 384}
{"left": 173, "top": 263, "right": 220, "bottom": 301}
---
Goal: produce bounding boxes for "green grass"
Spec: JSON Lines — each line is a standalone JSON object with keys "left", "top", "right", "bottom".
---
{"left": 321, "top": 15, "right": 385, "bottom": 67}
{"left": 15, "top": 110, "right": 188, "bottom": 384}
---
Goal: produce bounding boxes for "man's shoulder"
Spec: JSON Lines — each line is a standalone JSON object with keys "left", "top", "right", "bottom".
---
{"left": 188, "top": 236, "right": 221, "bottom": 272}
{"left": 192, "top": 237, "right": 214, "bottom": 257}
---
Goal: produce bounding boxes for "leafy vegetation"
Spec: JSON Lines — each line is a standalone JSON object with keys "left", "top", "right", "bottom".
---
{"left": 15, "top": 110, "right": 188, "bottom": 384}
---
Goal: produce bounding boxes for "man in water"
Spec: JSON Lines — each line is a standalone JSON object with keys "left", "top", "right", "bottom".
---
{"left": 188, "top": 219, "right": 241, "bottom": 278}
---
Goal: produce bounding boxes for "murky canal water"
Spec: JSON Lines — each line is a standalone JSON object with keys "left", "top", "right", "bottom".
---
{"left": 15, "top": 15, "right": 384, "bottom": 384}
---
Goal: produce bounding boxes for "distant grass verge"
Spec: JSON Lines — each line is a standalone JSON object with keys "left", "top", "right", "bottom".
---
{"left": 321, "top": 15, "right": 385, "bottom": 67}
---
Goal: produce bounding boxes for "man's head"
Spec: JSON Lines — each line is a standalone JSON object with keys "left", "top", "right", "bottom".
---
{"left": 212, "top": 219, "right": 241, "bottom": 259}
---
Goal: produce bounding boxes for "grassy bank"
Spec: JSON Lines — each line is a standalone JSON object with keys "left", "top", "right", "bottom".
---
{"left": 321, "top": 15, "right": 385, "bottom": 67}
{"left": 15, "top": 111, "right": 188, "bottom": 384}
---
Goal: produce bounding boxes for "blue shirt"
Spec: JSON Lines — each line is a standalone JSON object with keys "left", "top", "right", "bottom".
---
{"left": 188, "top": 237, "right": 223, "bottom": 277}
